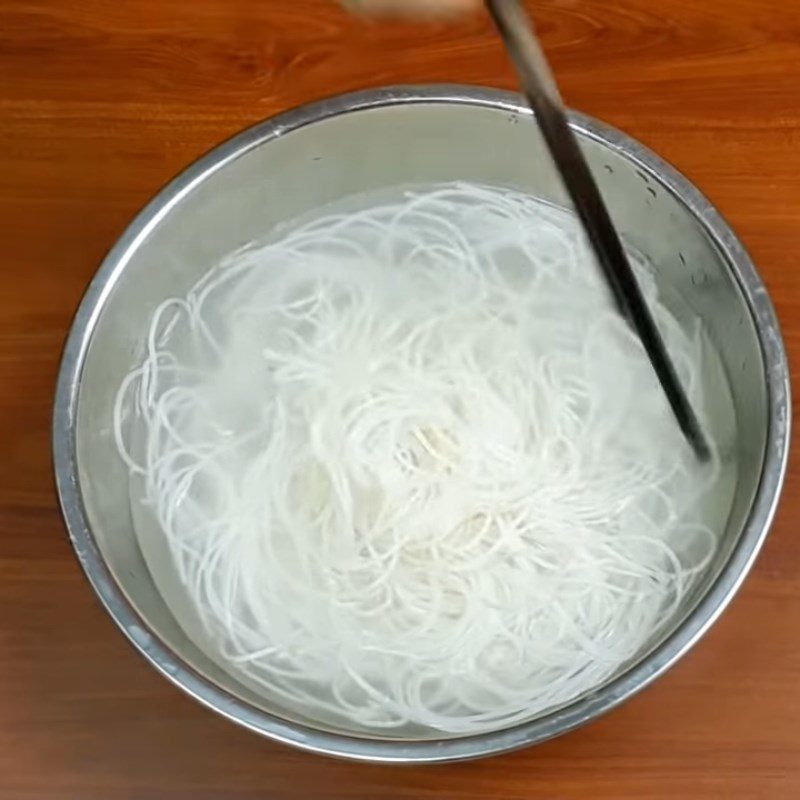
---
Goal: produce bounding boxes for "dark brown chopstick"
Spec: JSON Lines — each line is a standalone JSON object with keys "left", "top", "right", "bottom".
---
{"left": 485, "top": 0, "right": 710, "bottom": 461}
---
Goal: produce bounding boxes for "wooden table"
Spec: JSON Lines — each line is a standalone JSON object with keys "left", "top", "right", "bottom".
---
{"left": 2, "top": 1, "right": 799, "bottom": 797}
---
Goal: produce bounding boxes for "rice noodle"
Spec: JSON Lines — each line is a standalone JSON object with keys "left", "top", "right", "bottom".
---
{"left": 114, "top": 182, "right": 722, "bottom": 734}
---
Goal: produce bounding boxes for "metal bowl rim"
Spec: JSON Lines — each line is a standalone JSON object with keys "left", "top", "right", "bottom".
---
{"left": 52, "top": 84, "right": 791, "bottom": 763}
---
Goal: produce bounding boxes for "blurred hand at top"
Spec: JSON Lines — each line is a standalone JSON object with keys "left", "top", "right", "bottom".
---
{"left": 343, "top": 0, "right": 481, "bottom": 18}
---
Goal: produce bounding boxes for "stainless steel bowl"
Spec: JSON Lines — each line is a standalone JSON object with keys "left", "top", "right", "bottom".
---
{"left": 53, "top": 85, "right": 790, "bottom": 762}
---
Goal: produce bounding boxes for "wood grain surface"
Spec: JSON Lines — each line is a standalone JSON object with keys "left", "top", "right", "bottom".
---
{"left": 1, "top": 0, "right": 799, "bottom": 797}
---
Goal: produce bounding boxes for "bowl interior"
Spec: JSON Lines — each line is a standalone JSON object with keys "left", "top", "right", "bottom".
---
{"left": 72, "top": 96, "right": 768, "bottom": 740}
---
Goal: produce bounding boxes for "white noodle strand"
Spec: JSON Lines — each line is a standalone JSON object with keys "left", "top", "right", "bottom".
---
{"left": 114, "top": 182, "right": 724, "bottom": 735}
